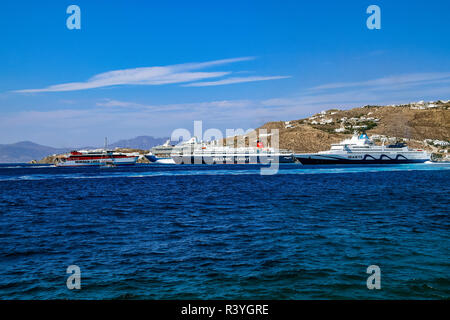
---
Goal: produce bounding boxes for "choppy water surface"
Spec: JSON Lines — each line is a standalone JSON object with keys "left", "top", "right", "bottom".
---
{"left": 0, "top": 163, "right": 449, "bottom": 299}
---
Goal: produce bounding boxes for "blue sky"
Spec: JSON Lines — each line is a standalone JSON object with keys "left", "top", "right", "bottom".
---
{"left": 0, "top": 0, "right": 449, "bottom": 147}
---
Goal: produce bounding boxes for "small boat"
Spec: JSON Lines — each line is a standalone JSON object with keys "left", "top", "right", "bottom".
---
{"left": 100, "top": 160, "right": 116, "bottom": 168}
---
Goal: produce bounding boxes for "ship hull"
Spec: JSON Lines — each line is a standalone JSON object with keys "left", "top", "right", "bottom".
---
{"left": 295, "top": 154, "right": 429, "bottom": 165}
{"left": 171, "top": 154, "right": 295, "bottom": 164}
{"left": 56, "top": 156, "right": 138, "bottom": 167}
{"left": 144, "top": 155, "right": 175, "bottom": 164}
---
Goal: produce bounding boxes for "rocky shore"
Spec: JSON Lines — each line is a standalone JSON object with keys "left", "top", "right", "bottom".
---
{"left": 252, "top": 101, "right": 449, "bottom": 157}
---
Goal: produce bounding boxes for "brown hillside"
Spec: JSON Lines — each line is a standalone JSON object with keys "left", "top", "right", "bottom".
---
{"left": 254, "top": 103, "right": 450, "bottom": 153}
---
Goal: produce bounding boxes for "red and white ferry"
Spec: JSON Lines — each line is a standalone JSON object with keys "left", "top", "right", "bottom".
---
{"left": 56, "top": 149, "right": 139, "bottom": 167}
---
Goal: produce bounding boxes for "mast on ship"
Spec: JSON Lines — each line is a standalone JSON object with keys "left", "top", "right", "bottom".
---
{"left": 102, "top": 137, "right": 115, "bottom": 166}
{"left": 103, "top": 137, "right": 107, "bottom": 160}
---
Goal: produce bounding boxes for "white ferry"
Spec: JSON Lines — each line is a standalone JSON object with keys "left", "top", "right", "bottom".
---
{"left": 170, "top": 138, "right": 295, "bottom": 164}
{"left": 295, "top": 133, "right": 430, "bottom": 165}
{"left": 56, "top": 149, "right": 139, "bottom": 167}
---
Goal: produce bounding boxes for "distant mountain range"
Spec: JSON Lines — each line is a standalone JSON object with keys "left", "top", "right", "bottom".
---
{"left": 109, "top": 136, "right": 168, "bottom": 149}
{"left": 0, "top": 142, "right": 71, "bottom": 163}
{"left": 0, "top": 136, "right": 169, "bottom": 163}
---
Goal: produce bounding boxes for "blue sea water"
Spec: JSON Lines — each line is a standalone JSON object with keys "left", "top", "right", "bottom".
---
{"left": 0, "top": 163, "right": 449, "bottom": 299}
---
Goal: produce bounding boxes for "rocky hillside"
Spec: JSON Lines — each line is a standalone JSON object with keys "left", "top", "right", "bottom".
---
{"left": 255, "top": 100, "right": 450, "bottom": 154}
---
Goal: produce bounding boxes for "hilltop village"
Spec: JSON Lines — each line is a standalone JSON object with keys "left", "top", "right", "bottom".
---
{"left": 257, "top": 100, "right": 449, "bottom": 160}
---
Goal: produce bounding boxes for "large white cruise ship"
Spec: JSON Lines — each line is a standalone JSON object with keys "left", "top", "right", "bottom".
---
{"left": 295, "top": 133, "right": 430, "bottom": 165}
{"left": 170, "top": 137, "right": 295, "bottom": 164}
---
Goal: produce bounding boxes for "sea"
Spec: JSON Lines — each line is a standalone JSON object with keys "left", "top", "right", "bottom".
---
{"left": 0, "top": 163, "right": 449, "bottom": 299}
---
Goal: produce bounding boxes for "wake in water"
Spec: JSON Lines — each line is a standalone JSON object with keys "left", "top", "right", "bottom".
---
{"left": 0, "top": 163, "right": 449, "bottom": 181}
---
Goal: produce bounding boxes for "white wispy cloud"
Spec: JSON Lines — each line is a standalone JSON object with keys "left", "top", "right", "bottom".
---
{"left": 13, "top": 57, "right": 289, "bottom": 93}
{"left": 96, "top": 99, "right": 143, "bottom": 108}
{"left": 95, "top": 98, "right": 257, "bottom": 112}
{"left": 183, "top": 76, "right": 291, "bottom": 87}
{"left": 310, "top": 72, "right": 450, "bottom": 91}
{"left": 5, "top": 70, "right": 449, "bottom": 146}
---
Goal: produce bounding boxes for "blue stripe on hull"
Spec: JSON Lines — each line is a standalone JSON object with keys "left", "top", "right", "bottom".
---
{"left": 144, "top": 155, "right": 158, "bottom": 163}
{"left": 144, "top": 155, "right": 172, "bottom": 163}
{"left": 295, "top": 153, "right": 428, "bottom": 165}
{"left": 296, "top": 158, "right": 427, "bottom": 165}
